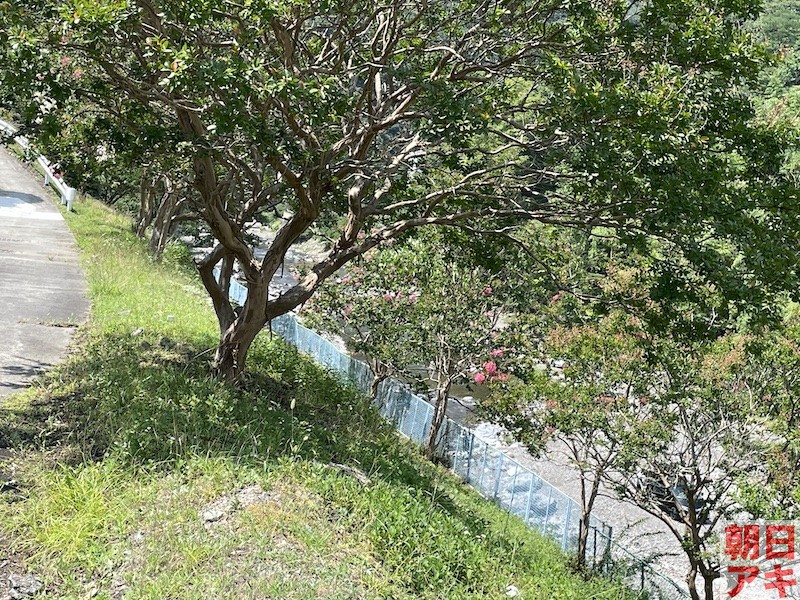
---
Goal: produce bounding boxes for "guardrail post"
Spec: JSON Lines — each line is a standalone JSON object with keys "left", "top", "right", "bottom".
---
{"left": 65, "top": 187, "right": 76, "bottom": 211}
{"left": 543, "top": 487, "right": 553, "bottom": 529}
{"left": 562, "top": 500, "right": 573, "bottom": 550}
{"left": 409, "top": 394, "right": 420, "bottom": 440}
{"left": 508, "top": 464, "right": 519, "bottom": 512}
{"left": 464, "top": 431, "right": 474, "bottom": 481}
{"left": 477, "top": 442, "right": 488, "bottom": 491}
{"left": 524, "top": 482, "right": 534, "bottom": 523}
{"left": 492, "top": 455, "right": 504, "bottom": 501}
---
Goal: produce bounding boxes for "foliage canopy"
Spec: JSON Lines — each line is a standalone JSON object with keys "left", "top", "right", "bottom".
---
{"left": 1, "top": 0, "right": 798, "bottom": 376}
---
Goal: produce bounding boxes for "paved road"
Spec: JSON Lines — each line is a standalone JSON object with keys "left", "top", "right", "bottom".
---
{"left": 0, "top": 147, "right": 89, "bottom": 399}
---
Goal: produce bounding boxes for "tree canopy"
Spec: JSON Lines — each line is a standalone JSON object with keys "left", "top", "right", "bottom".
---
{"left": 1, "top": 0, "right": 798, "bottom": 377}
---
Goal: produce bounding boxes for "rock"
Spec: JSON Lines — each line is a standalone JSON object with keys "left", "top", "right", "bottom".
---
{"left": 505, "top": 584, "right": 519, "bottom": 597}
{"left": 201, "top": 485, "right": 275, "bottom": 525}
{"left": 236, "top": 485, "right": 273, "bottom": 508}
{"left": 130, "top": 530, "right": 144, "bottom": 545}
{"left": 7, "top": 573, "right": 42, "bottom": 596}
{"left": 201, "top": 503, "right": 231, "bottom": 523}
{"left": 130, "top": 328, "right": 143, "bottom": 337}
{"left": 0, "top": 480, "right": 19, "bottom": 493}
{"left": 329, "top": 463, "right": 371, "bottom": 485}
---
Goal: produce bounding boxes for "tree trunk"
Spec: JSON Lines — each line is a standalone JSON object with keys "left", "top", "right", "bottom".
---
{"left": 136, "top": 171, "right": 156, "bottom": 238}
{"left": 370, "top": 373, "right": 388, "bottom": 404}
{"left": 577, "top": 510, "right": 591, "bottom": 570}
{"left": 211, "top": 277, "right": 271, "bottom": 379}
{"left": 575, "top": 464, "right": 602, "bottom": 571}
{"left": 369, "top": 360, "right": 389, "bottom": 405}
{"left": 425, "top": 380, "right": 451, "bottom": 459}
{"left": 149, "top": 187, "right": 180, "bottom": 259}
{"left": 686, "top": 556, "right": 701, "bottom": 600}
{"left": 697, "top": 554, "right": 719, "bottom": 600}
{"left": 702, "top": 573, "right": 715, "bottom": 600}
{"left": 213, "top": 316, "right": 265, "bottom": 379}
{"left": 218, "top": 253, "right": 234, "bottom": 301}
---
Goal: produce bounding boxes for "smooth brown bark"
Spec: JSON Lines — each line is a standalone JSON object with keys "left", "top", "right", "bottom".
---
{"left": 369, "top": 375, "right": 384, "bottom": 402}
{"left": 213, "top": 316, "right": 264, "bottom": 380}
{"left": 212, "top": 278, "right": 271, "bottom": 379}
{"left": 148, "top": 183, "right": 181, "bottom": 259}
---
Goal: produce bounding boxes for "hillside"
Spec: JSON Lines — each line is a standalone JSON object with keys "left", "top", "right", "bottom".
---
{"left": 0, "top": 195, "right": 636, "bottom": 599}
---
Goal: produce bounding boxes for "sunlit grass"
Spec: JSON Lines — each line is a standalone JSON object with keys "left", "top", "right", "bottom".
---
{"left": 0, "top": 194, "right": 639, "bottom": 599}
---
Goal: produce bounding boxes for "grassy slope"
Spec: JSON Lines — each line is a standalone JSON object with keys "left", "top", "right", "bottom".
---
{"left": 0, "top": 196, "right": 636, "bottom": 599}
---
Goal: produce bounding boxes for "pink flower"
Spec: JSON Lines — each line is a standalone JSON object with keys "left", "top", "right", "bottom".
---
{"left": 408, "top": 292, "right": 419, "bottom": 303}
{"left": 383, "top": 293, "right": 393, "bottom": 302}
{"left": 491, "top": 373, "right": 510, "bottom": 383}
{"left": 341, "top": 276, "right": 351, "bottom": 284}
{"left": 473, "top": 372, "right": 486, "bottom": 384}
{"left": 343, "top": 305, "right": 353, "bottom": 316}
{"left": 489, "top": 348, "right": 504, "bottom": 358}
{"left": 482, "top": 286, "right": 493, "bottom": 296}
{"left": 483, "top": 361, "right": 498, "bottom": 375}
{"left": 550, "top": 292, "right": 562, "bottom": 303}
{"left": 59, "top": 56, "right": 72, "bottom": 67}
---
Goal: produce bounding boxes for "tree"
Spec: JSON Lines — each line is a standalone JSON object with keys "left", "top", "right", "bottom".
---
{"left": 307, "top": 233, "right": 510, "bottom": 458}
{"left": 607, "top": 337, "right": 777, "bottom": 600}
{"left": 2, "top": 0, "right": 798, "bottom": 379}
{"left": 754, "top": 0, "right": 800, "bottom": 52}
{"left": 751, "top": 0, "right": 800, "bottom": 174}
{"left": 487, "top": 307, "right": 780, "bottom": 599}
{"left": 732, "top": 307, "right": 800, "bottom": 517}
{"left": 483, "top": 310, "right": 657, "bottom": 570}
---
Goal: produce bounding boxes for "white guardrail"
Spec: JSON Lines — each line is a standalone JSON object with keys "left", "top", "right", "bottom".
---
{"left": 0, "top": 118, "right": 77, "bottom": 211}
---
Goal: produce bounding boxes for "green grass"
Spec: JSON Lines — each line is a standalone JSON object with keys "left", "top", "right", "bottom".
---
{"left": 0, "top": 195, "right": 639, "bottom": 599}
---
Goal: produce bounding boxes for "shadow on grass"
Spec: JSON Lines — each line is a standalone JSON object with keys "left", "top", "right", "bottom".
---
{"left": 0, "top": 329, "right": 491, "bottom": 532}
{"left": 0, "top": 327, "right": 634, "bottom": 598}
{"left": 2, "top": 329, "right": 631, "bottom": 600}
